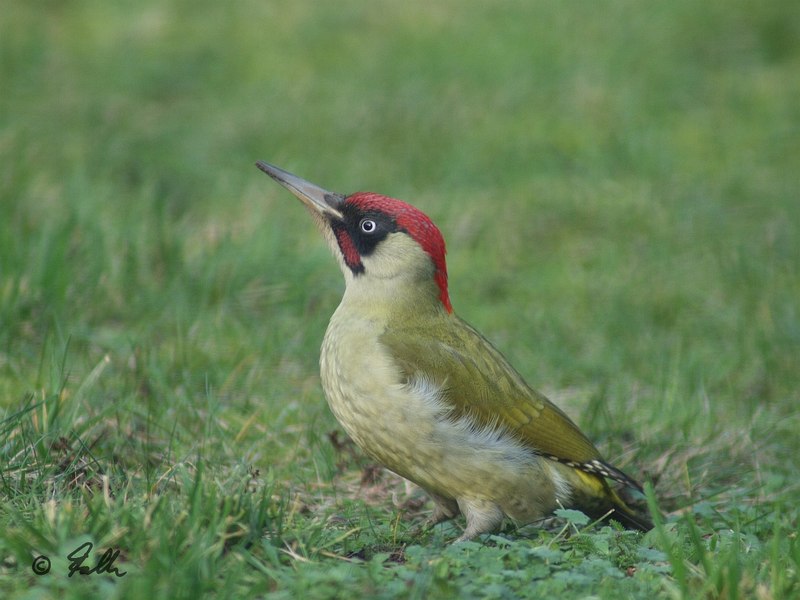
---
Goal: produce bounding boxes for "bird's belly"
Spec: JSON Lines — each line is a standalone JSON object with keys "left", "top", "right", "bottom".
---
{"left": 320, "top": 315, "right": 564, "bottom": 521}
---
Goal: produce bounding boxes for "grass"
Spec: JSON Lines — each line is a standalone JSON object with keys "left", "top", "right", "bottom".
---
{"left": 1, "top": 0, "right": 799, "bottom": 597}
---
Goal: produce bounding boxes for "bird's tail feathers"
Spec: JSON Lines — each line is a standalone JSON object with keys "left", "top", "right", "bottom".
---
{"left": 605, "top": 488, "right": 654, "bottom": 532}
{"left": 573, "top": 470, "right": 654, "bottom": 532}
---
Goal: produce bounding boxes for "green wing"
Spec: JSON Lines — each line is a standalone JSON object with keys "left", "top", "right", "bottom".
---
{"left": 379, "top": 314, "right": 603, "bottom": 465}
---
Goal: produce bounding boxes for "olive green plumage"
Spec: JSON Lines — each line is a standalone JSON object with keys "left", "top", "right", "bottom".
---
{"left": 381, "top": 314, "right": 600, "bottom": 467}
{"left": 256, "top": 160, "right": 653, "bottom": 540}
{"left": 380, "top": 311, "right": 651, "bottom": 532}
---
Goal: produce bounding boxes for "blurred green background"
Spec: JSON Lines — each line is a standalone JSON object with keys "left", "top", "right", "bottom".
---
{"left": 1, "top": 1, "right": 799, "bottom": 597}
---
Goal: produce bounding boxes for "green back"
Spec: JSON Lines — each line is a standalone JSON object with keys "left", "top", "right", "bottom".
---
{"left": 379, "top": 313, "right": 603, "bottom": 464}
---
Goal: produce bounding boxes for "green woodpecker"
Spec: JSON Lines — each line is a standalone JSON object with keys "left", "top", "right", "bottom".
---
{"left": 256, "top": 161, "right": 652, "bottom": 540}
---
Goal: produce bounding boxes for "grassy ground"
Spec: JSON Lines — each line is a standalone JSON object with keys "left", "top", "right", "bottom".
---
{"left": 2, "top": 0, "right": 799, "bottom": 598}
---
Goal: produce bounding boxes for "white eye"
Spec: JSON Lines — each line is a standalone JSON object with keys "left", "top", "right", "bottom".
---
{"left": 360, "top": 218, "right": 377, "bottom": 234}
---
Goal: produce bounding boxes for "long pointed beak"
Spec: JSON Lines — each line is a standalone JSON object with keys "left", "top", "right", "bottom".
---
{"left": 256, "top": 161, "right": 344, "bottom": 220}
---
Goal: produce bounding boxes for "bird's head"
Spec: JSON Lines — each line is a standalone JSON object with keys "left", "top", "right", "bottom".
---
{"left": 257, "top": 161, "right": 452, "bottom": 313}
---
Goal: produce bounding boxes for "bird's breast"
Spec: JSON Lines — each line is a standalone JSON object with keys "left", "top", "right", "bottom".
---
{"left": 320, "top": 308, "right": 424, "bottom": 470}
{"left": 318, "top": 305, "right": 567, "bottom": 514}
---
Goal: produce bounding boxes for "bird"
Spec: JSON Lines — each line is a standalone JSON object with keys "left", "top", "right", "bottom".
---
{"left": 256, "top": 161, "right": 653, "bottom": 541}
